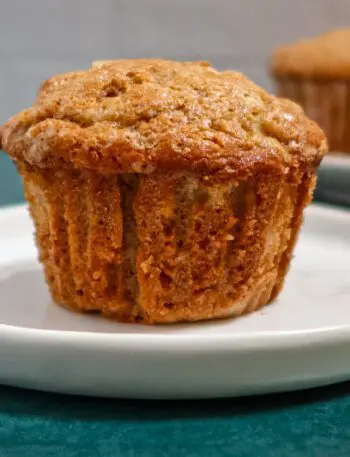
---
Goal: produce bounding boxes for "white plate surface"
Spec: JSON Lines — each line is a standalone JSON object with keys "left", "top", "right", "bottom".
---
{"left": 321, "top": 152, "right": 350, "bottom": 171}
{"left": 0, "top": 204, "right": 350, "bottom": 399}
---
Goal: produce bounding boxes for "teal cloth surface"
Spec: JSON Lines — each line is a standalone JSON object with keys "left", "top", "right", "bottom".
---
{"left": 1, "top": 384, "right": 350, "bottom": 457}
{"left": 0, "top": 153, "right": 350, "bottom": 456}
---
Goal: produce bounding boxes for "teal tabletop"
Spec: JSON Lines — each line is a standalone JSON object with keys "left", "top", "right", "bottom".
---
{"left": 0, "top": 153, "right": 350, "bottom": 457}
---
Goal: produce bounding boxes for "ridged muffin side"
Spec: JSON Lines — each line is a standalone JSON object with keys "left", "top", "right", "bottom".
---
{"left": 18, "top": 160, "right": 315, "bottom": 324}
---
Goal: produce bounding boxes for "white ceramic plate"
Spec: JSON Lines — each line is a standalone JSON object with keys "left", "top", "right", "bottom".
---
{"left": 322, "top": 152, "right": 350, "bottom": 171}
{"left": 0, "top": 204, "right": 350, "bottom": 399}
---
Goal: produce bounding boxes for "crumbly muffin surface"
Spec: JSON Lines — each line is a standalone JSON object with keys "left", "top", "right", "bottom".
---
{"left": 2, "top": 59, "right": 325, "bottom": 175}
{"left": 272, "top": 28, "right": 350, "bottom": 80}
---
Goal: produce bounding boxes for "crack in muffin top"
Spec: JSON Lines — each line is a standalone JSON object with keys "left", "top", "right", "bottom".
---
{"left": 2, "top": 59, "right": 326, "bottom": 177}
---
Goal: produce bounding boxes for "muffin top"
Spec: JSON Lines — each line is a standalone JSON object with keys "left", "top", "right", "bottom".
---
{"left": 272, "top": 28, "right": 350, "bottom": 80}
{"left": 2, "top": 59, "right": 326, "bottom": 177}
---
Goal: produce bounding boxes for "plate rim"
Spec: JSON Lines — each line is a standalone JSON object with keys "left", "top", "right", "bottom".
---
{"left": 1, "top": 202, "right": 350, "bottom": 352}
{"left": 322, "top": 152, "right": 350, "bottom": 169}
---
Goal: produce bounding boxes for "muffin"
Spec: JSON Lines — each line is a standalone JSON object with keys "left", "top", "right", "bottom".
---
{"left": 1, "top": 59, "right": 326, "bottom": 324}
{"left": 272, "top": 28, "right": 350, "bottom": 153}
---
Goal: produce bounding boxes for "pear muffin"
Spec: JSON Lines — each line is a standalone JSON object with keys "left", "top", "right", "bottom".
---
{"left": 1, "top": 59, "right": 326, "bottom": 324}
{"left": 272, "top": 28, "right": 350, "bottom": 153}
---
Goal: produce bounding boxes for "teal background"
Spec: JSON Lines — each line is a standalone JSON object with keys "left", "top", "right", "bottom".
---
{"left": 0, "top": 155, "right": 24, "bottom": 207}
{"left": 1, "top": 383, "right": 350, "bottom": 457}
{"left": 1, "top": 153, "right": 350, "bottom": 456}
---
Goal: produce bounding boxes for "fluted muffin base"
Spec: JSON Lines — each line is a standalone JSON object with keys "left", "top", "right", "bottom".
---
{"left": 19, "top": 162, "right": 316, "bottom": 324}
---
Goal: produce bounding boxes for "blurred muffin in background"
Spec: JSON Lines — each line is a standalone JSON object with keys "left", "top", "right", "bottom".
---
{"left": 272, "top": 29, "right": 350, "bottom": 154}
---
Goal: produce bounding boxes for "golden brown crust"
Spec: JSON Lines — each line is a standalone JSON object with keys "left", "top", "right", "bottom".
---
{"left": 2, "top": 59, "right": 325, "bottom": 175}
{"left": 272, "top": 28, "right": 350, "bottom": 81}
